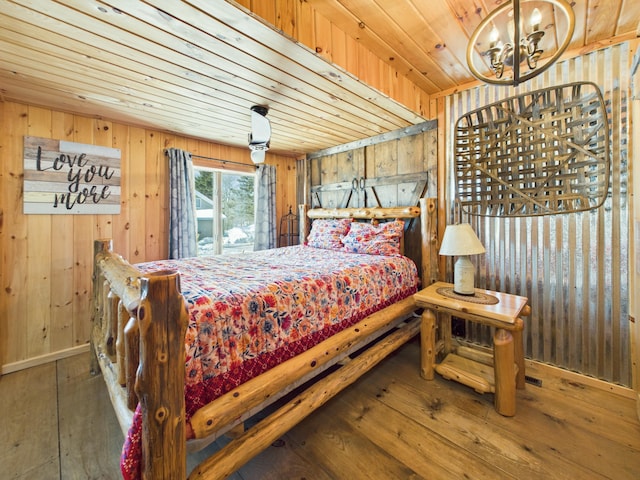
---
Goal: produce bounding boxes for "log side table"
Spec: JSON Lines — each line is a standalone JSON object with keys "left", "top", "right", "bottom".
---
{"left": 415, "top": 281, "right": 530, "bottom": 416}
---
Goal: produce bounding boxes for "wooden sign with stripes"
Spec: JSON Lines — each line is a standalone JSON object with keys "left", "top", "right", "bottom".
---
{"left": 23, "top": 136, "right": 121, "bottom": 214}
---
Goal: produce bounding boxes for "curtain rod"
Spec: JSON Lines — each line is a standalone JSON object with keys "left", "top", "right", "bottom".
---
{"left": 164, "top": 149, "right": 256, "bottom": 169}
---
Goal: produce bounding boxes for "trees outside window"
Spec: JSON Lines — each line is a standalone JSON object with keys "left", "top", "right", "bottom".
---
{"left": 194, "top": 167, "right": 255, "bottom": 255}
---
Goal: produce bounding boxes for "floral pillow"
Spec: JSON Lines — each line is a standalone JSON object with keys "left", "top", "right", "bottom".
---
{"left": 306, "top": 218, "right": 352, "bottom": 250}
{"left": 342, "top": 220, "right": 405, "bottom": 256}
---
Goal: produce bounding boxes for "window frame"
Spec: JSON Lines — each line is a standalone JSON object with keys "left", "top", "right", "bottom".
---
{"left": 193, "top": 164, "right": 255, "bottom": 256}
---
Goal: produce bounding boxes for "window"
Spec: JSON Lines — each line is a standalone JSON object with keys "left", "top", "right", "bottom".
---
{"left": 194, "top": 167, "right": 255, "bottom": 255}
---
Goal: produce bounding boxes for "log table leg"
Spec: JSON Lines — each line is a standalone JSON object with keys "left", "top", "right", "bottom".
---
{"left": 420, "top": 308, "right": 436, "bottom": 380}
{"left": 493, "top": 328, "right": 516, "bottom": 417}
{"left": 513, "top": 318, "right": 525, "bottom": 389}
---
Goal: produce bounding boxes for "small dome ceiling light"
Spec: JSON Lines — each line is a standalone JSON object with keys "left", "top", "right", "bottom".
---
{"left": 248, "top": 105, "right": 271, "bottom": 164}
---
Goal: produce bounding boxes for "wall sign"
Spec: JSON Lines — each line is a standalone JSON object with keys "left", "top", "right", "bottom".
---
{"left": 23, "top": 136, "right": 121, "bottom": 214}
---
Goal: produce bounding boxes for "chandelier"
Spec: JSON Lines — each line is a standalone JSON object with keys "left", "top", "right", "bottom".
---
{"left": 466, "top": 0, "right": 575, "bottom": 86}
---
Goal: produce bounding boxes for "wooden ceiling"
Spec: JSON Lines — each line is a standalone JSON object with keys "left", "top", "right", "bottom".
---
{"left": 310, "top": 0, "right": 639, "bottom": 95}
{"left": 1, "top": 0, "right": 638, "bottom": 156}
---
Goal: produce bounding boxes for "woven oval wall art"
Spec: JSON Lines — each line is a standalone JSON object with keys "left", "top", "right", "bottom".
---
{"left": 454, "top": 82, "right": 610, "bottom": 217}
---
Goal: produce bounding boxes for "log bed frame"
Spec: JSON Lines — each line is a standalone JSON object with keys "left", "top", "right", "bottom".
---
{"left": 90, "top": 197, "right": 439, "bottom": 480}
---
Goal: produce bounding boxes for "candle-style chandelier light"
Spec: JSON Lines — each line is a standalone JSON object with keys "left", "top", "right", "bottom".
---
{"left": 466, "top": 0, "right": 575, "bottom": 86}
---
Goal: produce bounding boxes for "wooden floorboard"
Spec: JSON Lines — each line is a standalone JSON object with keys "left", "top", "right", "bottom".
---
{"left": 342, "top": 345, "right": 617, "bottom": 479}
{"left": 285, "top": 404, "right": 426, "bottom": 479}
{"left": 0, "top": 362, "right": 60, "bottom": 480}
{"left": 57, "top": 353, "right": 123, "bottom": 479}
{"left": 1, "top": 337, "right": 639, "bottom": 479}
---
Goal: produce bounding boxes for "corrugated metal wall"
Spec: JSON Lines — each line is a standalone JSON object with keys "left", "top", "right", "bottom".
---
{"left": 444, "top": 43, "right": 630, "bottom": 385}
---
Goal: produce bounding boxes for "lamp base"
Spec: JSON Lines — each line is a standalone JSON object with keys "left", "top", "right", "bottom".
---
{"left": 453, "top": 256, "right": 476, "bottom": 296}
{"left": 453, "top": 290, "right": 476, "bottom": 297}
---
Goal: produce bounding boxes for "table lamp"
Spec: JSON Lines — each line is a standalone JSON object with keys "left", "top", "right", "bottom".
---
{"left": 439, "top": 223, "right": 486, "bottom": 295}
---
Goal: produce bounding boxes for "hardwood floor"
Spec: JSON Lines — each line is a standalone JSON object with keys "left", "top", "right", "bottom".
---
{"left": 1, "top": 337, "right": 639, "bottom": 479}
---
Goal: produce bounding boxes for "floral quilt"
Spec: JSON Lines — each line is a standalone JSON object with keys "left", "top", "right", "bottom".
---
{"left": 121, "top": 245, "right": 419, "bottom": 479}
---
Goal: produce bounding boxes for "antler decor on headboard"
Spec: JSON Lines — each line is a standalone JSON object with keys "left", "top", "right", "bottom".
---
{"left": 454, "top": 82, "right": 610, "bottom": 217}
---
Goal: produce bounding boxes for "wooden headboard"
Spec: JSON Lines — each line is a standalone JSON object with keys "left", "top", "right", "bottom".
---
{"left": 299, "top": 197, "right": 439, "bottom": 287}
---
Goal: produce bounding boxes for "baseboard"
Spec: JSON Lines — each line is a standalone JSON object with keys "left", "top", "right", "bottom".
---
{"left": 524, "top": 358, "right": 635, "bottom": 399}
{"left": 453, "top": 338, "right": 636, "bottom": 400}
{"left": 1, "top": 343, "right": 90, "bottom": 375}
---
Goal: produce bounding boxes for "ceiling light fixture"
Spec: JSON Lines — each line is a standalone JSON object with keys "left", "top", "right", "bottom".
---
{"left": 248, "top": 105, "right": 271, "bottom": 164}
{"left": 466, "top": 0, "right": 575, "bottom": 86}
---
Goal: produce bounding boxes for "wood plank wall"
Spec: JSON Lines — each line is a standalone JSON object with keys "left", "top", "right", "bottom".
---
{"left": 308, "top": 127, "right": 437, "bottom": 211}
{"left": 306, "top": 124, "right": 438, "bottom": 285}
{"left": 236, "top": 0, "right": 430, "bottom": 118}
{"left": 0, "top": 100, "right": 297, "bottom": 371}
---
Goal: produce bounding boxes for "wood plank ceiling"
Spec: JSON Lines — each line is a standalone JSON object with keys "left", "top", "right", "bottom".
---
{"left": 1, "top": 0, "right": 638, "bottom": 156}
{"left": 309, "top": 0, "right": 640, "bottom": 95}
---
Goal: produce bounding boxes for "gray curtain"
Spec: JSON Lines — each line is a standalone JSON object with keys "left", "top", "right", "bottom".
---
{"left": 167, "top": 148, "right": 197, "bottom": 259}
{"left": 254, "top": 164, "right": 277, "bottom": 250}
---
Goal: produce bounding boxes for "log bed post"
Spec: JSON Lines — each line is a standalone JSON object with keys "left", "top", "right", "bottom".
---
{"left": 420, "top": 197, "right": 439, "bottom": 285}
{"left": 135, "top": 270, "right": 189, "bottom": 480}
{"left": 298, "top": 204, "right": 310, "bottom": 243}
{"left": 91, "top": 239, "right": 113, "bottom": 376}
{"left": 419, "top": 197, "right": 439, "bottom": 380}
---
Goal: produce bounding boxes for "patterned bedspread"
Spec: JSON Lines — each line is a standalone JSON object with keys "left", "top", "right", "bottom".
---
{"left": 121, "top": 245, "right": 419, "bottom": 478}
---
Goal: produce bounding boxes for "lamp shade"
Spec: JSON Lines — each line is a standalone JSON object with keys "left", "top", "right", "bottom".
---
{"left": 439, "top": 224, "right": 485, "bottom": 256}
